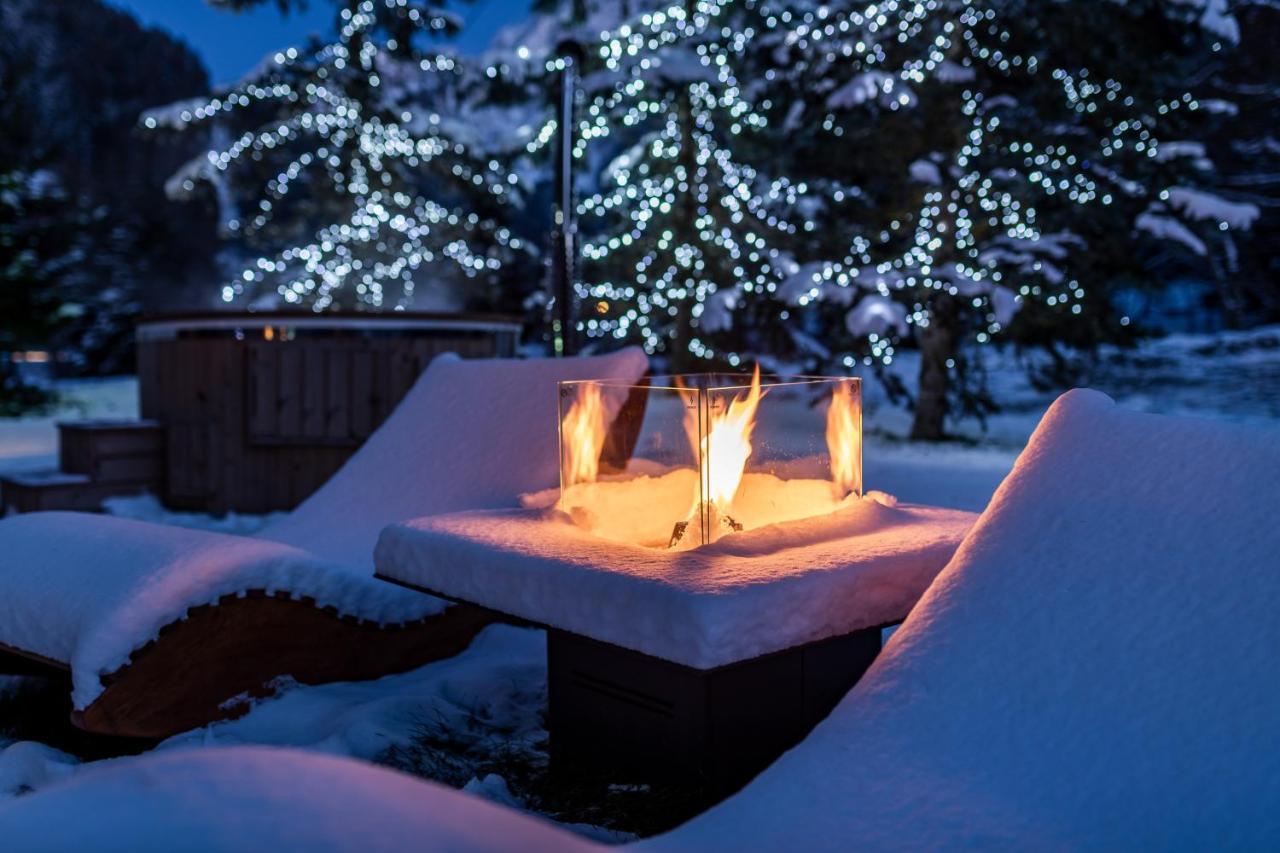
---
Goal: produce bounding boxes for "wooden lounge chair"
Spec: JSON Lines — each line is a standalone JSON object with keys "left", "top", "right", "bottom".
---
{"left": 7, "top": 389, "right": 1273, "bottom": 849}
{"left": 0, "top": 349, "right": 648, "bottom": 739}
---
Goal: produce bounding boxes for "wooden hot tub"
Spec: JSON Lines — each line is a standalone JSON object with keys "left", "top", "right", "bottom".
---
{"left": 136, "top": 311, "right": 521, "bottom": 514}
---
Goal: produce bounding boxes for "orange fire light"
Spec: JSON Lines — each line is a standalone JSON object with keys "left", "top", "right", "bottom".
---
{"left": 560, "top": 382, "right": 607, "bottom": 487}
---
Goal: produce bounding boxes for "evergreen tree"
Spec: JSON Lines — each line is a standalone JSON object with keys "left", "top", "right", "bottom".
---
{"left": 0, "top": 170, "right": 75, "bottom": 414}
{"left": 762, "top": 0, "right": 1252, "bottom": 438}
{"left": 574, "top": 0, "right": 805, "bottom": 367}
{"left": 1, "top": 0, "right": 216, "bottom": 381}
{"left": 150, "top": 0, "right": 522, "bottom": 311}
{"left": 1201, "top": 0, "right": 1280, "bottom": 324}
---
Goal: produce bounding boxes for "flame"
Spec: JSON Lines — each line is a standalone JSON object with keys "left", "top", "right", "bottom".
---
{"left": 703, "top": 366, "right": 765, "bottom": 511}
{"left": 677, "top": 366, "right": 765, "bottom": 517}
{"left": 561, "top": 383, "right": 607, "bottom": 487}
{"left": 826, "top": 380, "right": 862, "bottom": 498}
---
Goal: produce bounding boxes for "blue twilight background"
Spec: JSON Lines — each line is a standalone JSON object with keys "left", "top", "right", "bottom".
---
{"left": 109, "top": 0, "right": 529, "bottom": 83}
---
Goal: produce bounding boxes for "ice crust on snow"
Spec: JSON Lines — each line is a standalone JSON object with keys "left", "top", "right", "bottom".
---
{"left": 0, "top": 350, "right": 648, "bottom": 708}
{"left": 375, "top": 497, "right": 974, "bottom": 669}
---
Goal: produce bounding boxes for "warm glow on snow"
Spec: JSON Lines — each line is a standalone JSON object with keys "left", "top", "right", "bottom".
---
{"left": 561, "top": 383, "right": 607, "bottom": 487}
{"left": 827, "top": 381, "right": 862, "bottom": 499}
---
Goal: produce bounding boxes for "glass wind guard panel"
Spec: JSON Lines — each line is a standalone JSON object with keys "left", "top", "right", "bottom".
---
{"left": 558, "top": 374, "right": 862, "bottom": 549}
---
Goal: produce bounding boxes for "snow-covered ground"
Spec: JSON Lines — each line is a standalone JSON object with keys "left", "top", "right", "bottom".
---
{"left": 865, "top": 323, "right": 1280, "bottom": 447}
{"left": 0, "top": 626, "right": 585, "bottom": 829}
{"left": 6, "top": 325, "right": 1279, "bottom": 498}
{"left": 2, "top": 330, "right": 1279, "bottom": 837}
{"left": 0, "top": 378, "right": 138, "bottom": 477}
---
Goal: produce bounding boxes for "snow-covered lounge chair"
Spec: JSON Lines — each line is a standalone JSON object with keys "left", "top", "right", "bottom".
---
{"left": 0, "top": 349, "right": 648, "bottom": 739}
{"left": 7, "top": 389, "right": 1274, "bottom": 849}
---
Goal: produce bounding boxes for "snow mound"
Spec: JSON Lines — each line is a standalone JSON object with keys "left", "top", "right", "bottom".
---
{"left": 0, "top": 747, "right": 583, "bottom": 853}
{"left": 7, "top": 388, "right": 1276, "bottom": 849}
{"left": 656, "top": 389, "right": 1280, "bottom": 849}
{"left": 0, "top": 742, "right": 77, "bottom": 798}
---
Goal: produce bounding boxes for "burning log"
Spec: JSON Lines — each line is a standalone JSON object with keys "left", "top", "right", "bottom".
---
{"left": 669, "top": 503, "right": 744, "bottom": 549}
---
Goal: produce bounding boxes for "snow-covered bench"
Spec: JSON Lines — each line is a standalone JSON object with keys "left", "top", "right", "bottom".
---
{"left": 8, "top": 389, "right": 1275, "bottom": 848}
{"left": 0, "top": 348, "right": 648, "bottom": 738}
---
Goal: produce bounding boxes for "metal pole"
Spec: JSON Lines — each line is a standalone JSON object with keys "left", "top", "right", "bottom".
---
{"left": 550, "top": 39, "right": 582, "bottom": 356}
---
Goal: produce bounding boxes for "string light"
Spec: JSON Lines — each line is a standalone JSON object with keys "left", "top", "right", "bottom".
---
{"left": 570, "top": 0, "right": 801, "bottom": 359}
{"left": 145, "top": 0, "right": 518, "bottom": 310}
{"left": 147, "top": 0, "right": 1247, "bottom": 358}
{"left": 767, "top": 0, "right": 1247, "bottom": 368}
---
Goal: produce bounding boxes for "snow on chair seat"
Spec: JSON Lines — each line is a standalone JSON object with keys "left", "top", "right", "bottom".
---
{"left": 655, "top": 389, "right": 1280, "bottom": 849}
{"left": 0, "top": 348, "right": 649, "bottom": 739}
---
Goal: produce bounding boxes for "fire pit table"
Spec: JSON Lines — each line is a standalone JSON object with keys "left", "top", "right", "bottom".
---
{"left": 376, "top": 371, "right": 974, "bottom": 790}
{"left": 374, "top": 497, "right": 974, "bottom": 789}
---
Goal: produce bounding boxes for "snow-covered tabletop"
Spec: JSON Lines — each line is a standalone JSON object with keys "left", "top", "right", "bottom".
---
{"left": 374, "top": 497, "right": 975, "bottom": 670}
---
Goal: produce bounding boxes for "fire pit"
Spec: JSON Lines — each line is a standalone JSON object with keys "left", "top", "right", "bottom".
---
{"left": 556, "top": 370, "right": 862, "bottom": 550}
{"left": 374, "top": 368, "right": 976, "bottom": 791}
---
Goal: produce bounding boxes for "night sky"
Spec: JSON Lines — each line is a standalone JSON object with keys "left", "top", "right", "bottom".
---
{"left": 109, "top": 0, "right": 532, "bottom": 84}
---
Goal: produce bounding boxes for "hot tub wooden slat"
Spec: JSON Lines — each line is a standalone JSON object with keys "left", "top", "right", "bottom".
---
{"left": 136, "top": 312, "right": 521, "bottom": 514}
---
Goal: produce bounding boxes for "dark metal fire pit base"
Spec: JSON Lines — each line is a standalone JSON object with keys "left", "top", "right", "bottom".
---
{"left": 547, "top": 626, "right": 882, "bottom": 793}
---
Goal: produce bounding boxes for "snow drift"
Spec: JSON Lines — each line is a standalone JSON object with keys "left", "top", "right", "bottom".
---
{"left": 0, "top": 747, "right": 578, "bottom": 853}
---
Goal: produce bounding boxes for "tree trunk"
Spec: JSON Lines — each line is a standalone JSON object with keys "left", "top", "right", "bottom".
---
{"left": 910, "top": 293, "right": 957, "bottom": 441}
{"left": 672, "top": 77, "right": 700, "bottom": 367}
